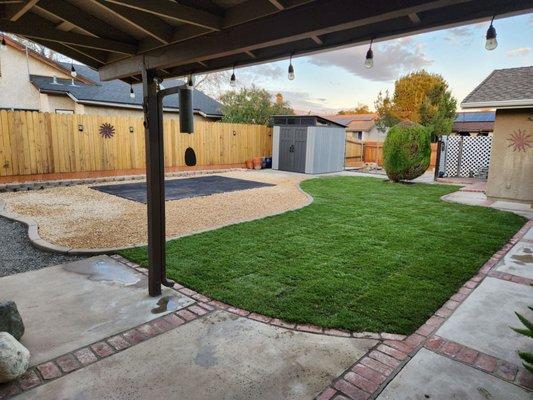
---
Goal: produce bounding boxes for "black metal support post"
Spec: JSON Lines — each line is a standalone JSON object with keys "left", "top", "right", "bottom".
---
{"left": 142, "top": 68, "right": 166, "bottom": 297}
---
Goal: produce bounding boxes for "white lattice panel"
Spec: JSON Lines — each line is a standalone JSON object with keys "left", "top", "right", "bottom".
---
{"left": 443, "top": 136, "right": 461, "bottom": 177}
{"left": 459, "top": 136, "right": 492, "bottom": 178}
{"left": 442, "top": 135, "right": 492, "bottom": 179}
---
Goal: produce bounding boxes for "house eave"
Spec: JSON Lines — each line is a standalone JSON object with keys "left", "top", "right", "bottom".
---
{"left": 461, "top": 99, "right": 533, "bottom": 109}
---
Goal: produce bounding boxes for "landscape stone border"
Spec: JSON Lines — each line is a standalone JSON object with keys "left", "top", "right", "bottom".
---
{"left": 0, "top": 168, "right": 241, "bottom": 193}
{"left": 315, "top": 220, "right": 533, "bottom": 400}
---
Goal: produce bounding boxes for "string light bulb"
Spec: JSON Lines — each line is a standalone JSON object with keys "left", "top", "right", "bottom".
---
{"left": 230, "top": 65, "right": 236, "bottom": 87}
{"left": 70, "top": 63, "right": 77, "bottom": 78}
{"left": 288, "top": 53, "right": 295, "bottom": 80}
{"left": 364, "top": 39, "right": 374, "bottom": 69}
{"left": 129, "top": 84, "right": 135, "bottom": 99}
{"left": 187, "top": 74, "right": 194, "bottom": 87}
{"left": 485, "top": 16, "right": 497, "bottom": 51}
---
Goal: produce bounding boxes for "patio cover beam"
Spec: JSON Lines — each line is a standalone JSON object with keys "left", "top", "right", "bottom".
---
{"left": 97, "top": 0, "right": 481, "bottom": 80}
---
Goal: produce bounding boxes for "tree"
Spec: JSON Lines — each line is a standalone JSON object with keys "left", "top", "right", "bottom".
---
{"left": 382, "top": 121, "right": 431, "bottom": 182}
{"left": 194, "top": 71, "right": 232, "bottom": 99}
{"left": 220, "top": 86, "right": 294, "bottom": 125}
{"left": 337, "top": 103, "right": 370, "bottom": 115}
{"left": 374, "top": 70, "right": 456, "bottom": 138}
{"left": 419, "top": 82, "right": 457, "bottom": 139}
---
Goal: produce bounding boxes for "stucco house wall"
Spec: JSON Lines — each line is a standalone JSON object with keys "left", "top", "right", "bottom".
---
{"left": 363, "top": 126, "right": 387, "bottom": 142}
{"left": 0, "top": 45, "right": 71, "bottom": 111}
{"left": 486, "top": 108, "right": 533, "bottom": 204}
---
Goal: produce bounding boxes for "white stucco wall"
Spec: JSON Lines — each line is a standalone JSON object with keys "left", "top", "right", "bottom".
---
{"left": 0, "top": 45, "right": 70, "bottom": 111}
{"left": 363, "top": 126, "right": 387, "bottom": 142}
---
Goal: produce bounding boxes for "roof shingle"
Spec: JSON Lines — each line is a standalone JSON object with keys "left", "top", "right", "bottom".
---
{"left": 30, "top": 63, "right": 223, "bottom": 117}
{"left": 461, "top": 66, "right": 533, "bottom": 108}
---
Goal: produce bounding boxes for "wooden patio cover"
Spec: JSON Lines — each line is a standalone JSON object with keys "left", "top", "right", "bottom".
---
{"left": 1, "top": 0, "right": 532, "bottom": 295}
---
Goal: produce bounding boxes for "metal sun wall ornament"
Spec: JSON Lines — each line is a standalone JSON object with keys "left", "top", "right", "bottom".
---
{"left": 99, "top": 122, "right": 116, "bottom": 139}
{"left": 507, "top": 129, "right": 531, "bottom": 152}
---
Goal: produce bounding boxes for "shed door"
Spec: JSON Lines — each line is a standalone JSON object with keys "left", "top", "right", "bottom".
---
{"left": 293, "top": 128, "right": 307, "bottom": 173}
{"left": 278, "top": 127, "right": 306, "bottom": 173}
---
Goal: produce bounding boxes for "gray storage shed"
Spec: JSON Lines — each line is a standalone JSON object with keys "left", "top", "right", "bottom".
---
{"left": 272, "top": 116, "right": 346, "bottom": 174}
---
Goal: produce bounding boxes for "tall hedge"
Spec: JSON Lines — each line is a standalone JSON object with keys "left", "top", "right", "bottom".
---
{"left": 383, "top": 121, "right": 431, "bottom": 182}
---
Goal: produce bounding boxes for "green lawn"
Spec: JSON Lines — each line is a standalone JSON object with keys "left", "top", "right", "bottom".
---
{"left": 120, "top": 176, "right": 525, "bottom": 334}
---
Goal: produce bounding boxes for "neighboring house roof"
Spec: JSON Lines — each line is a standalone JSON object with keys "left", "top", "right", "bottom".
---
{"left": 453, "top": 111, "right": 495, "bottom": 133}
{"left": 325, "top": 113, "right": 377, "bottom": 132}
{"left": 461, "top": 66, "right": 533, "bottom": 109}
{"left": 30, "top": 63, "right": 223, "bottom": 117}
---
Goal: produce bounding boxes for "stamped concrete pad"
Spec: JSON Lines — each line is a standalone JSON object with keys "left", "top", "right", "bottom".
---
{"left": 15, "top": 311, "right": 376, "bottom": 400}
{"left": 495, "top": 241, "right": 533, "bottom": 279}
{"left": 523, "top": 227, "right": 533, "bottom": 242}
{"left": 436, "top": 277, "right": 533, "bottom": 365}
{"left": 0, "top": 256, "right": 193, "bottom": 365}
{"left": 377, "top": 349, "right": 529, "bottom": 400}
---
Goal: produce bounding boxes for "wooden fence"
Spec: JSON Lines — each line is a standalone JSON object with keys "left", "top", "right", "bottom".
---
{"left": 345, "top": 141, "right": 438, "bottom": 170}
{"left": 0, "top": 111, "right": 272, "bottom": 180}
{"left": 344, "top": 139, "right": 364, "bottom": 167}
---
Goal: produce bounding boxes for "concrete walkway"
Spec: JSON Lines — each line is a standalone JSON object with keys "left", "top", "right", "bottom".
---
{"left": 376, "top": 224, "right": 533, "bottom": 400}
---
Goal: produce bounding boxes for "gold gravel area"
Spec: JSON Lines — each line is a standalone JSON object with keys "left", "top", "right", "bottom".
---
{"left": 0, "top": 171, "right": 309, "bottom": 249}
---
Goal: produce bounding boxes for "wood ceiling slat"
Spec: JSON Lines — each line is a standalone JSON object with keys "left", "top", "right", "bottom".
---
{"left": 36, "top": 0, "right": 135, "bottom": 42}
{"left": 102, "top": 0, "right": 223, "bottom": 30}
{"left": 0, "top": 13, "right": 137, "bottom": 54}
{"left": 5, "top": 0, "right": 39, "bottom": 21}
{"left": 86, "top": 0, "right": 174, "bottom": 44}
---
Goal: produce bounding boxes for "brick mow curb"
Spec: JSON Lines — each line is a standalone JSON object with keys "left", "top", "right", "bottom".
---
{"left": 0, "top": 301, "right": 214, "bottom": 399}
{"left": 315, "top": 220, "right": 533, "bottom": 400}
{"left": 112, "top": 254, "right": 403, "bottom": 342}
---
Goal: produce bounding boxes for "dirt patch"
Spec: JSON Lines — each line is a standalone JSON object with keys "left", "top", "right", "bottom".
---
{"left": 0, "top": 171, "right": 309, "bottom": 249}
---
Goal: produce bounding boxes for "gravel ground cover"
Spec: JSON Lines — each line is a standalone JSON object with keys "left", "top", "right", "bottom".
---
{"left": 0, "top": 217, "right": 85, "bottom": 277}
{"left": 0, "top": 171, "right": 308, "bottom": 249}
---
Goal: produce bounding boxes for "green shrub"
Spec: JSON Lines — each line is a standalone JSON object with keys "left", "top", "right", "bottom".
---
{"left": 383, "top": 121, "right": 431, "bottom": 182}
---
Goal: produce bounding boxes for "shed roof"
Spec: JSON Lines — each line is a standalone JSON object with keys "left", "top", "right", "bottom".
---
{"left": 461, "top": 66, "right": 533, "bottom": 109}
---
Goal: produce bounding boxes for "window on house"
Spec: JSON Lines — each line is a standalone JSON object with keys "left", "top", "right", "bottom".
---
{"left": 352, "top": 131, "right": 363, "bottom": 140}
{"left": 55, "top": 109, "right": 74, "bottom": 114}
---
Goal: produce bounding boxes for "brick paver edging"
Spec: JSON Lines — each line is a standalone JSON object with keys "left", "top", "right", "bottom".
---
{"left": 315, "top": 220, "right": 533, "bottom": 400}
{"left": 424, "top": 336, "right": 532, "bottom": 388}
{"left": 112, "top": 254, "right": 405, "bottom": 341}
{"left": 0, "top": 299, "right": 215, "bottom": 399}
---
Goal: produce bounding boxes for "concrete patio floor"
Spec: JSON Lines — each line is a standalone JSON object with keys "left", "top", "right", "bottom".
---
{"left": 14, "top": 311, "right": 375, "bottom": 400}
{"left": 1, "top": 256, "right": 194, "bottom": 365}
{"left": 0, "top": 256, "right": 376, "bottom": 399}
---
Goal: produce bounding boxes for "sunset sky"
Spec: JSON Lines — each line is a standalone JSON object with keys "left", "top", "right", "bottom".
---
{"left": 227, "top": 13, "right": 533, "bottom": 114}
